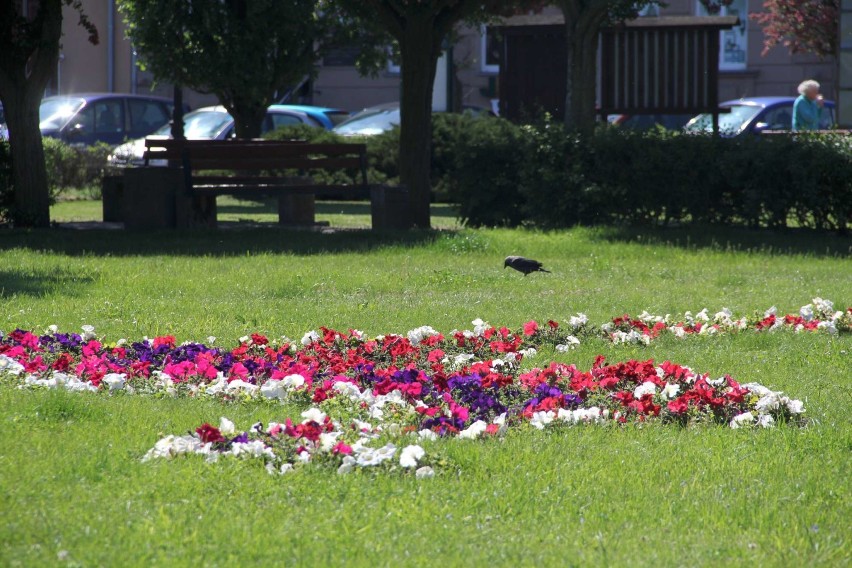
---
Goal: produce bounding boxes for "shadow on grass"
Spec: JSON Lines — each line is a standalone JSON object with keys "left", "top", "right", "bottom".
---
{"left": 216, "top": 198, "right": 458, "bottom": 219}
{"left": 0, "top": 269, "right": 95, "bottom": 297}
{"left": 590, "top": 224, "right": 852, "bottom": 258}
{"left": 0, "top": 227, "right": 444, "bottom": 257}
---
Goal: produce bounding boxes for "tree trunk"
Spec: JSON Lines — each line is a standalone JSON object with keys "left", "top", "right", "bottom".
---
{"left": 4, "top": 86, "right": 51, "bottom": 227}
{"left": 399, "top": 16, "right": 441, "bottom": 229}
{"left": 227, "top": 102, "right": 266, "bottom": 139}
{"left": 561, "top": 3, "right": 606, "bottom": 135}
{"left": 0, "top": 0, "right": 64, "bottom": 228}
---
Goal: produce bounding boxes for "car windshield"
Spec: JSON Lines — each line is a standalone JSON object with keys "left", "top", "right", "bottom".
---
{"left": 684, "top": 104, "right": 763, "bottom": 135}
{"left": 39, "top": 98, "right": 85, "bottom": 130}
{"left": 334, "top": 108, "right": 400, "bottom": 135}
{"left": 153, "top": 109, "right": 232, "bottom": 138}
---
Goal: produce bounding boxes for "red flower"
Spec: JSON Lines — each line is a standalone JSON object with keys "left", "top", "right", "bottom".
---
{"left": 547, "top": 320, "right": 559, "bottom": 330}
{"left": 196, "top": 423, "right": 226, "bottom": 444}
{"left": 667, "top": 398, "right": 689, "bottom": 415}
{"left": 523, "top": 321, "right": 539, "bottom": 336}
{"left": 250, "top": 333, "right": 269, "bottom": 346}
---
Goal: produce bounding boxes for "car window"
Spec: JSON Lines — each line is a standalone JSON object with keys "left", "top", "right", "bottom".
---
{"left": 128, "top": 100, "right": 170, "bottom": 135}
{"left": 684, "top": 104, "right": 762, "bottom": 135}
{"left": 269, "top": 113, "right": 305, "bottom": 131}
{"left": 760, "top": 105, "right": 793, "bottom": 130}
{"left": 39, "top": 98, "right": 85, "bottom": 130}
{"left": 334, "top": 108, "right": 400, "bottom": 135}
{"left": 93, "top": 100, "right": 124, "bottom": 134}
{"left": 71, "top": 105, "right": 94, "bottom": 133}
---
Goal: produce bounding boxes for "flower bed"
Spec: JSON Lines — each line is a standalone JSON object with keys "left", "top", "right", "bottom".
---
{"left": 1, "top": 301, "right": 830, "bottom": 477}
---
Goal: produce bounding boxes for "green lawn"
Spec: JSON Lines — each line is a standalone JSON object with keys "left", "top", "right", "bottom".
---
{"left": 1, "top": 214, "right": 850, "bottom": 566}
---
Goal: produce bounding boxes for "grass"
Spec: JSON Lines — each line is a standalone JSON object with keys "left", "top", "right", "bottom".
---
{"left": 50, "top": 196, "right": 463, "bottom": 230}
{"left": 1, "top": 213, "right": 851, "bottom": 566}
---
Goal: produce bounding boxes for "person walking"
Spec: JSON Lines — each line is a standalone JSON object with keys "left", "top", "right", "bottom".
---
{"left": 792, "top": 80, "right": 824, "bottom": 131}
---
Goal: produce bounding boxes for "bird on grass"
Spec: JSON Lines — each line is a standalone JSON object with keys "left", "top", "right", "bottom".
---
{"left": 504, "top": 256, "right": 551, "bottom": 276}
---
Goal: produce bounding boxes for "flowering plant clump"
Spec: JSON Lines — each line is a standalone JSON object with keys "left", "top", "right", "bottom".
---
{"left": 600, "top": 298, "right": 851, "bottom": 344}
{"left": 1, "top": 305, "right": 821, "bottom": 476}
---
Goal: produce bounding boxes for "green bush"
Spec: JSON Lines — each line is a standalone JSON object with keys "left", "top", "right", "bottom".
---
{"left": 42, "top": 139, "right": 113, "bottom": 199}
{"left": 448, "top": 122, "right": 851, "bottom": 233}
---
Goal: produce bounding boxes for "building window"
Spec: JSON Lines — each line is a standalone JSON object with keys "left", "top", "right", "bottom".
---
{"left": 481, "top": 26, "right": 502, "bottom": 74}
{"left": 697, "top": 0, "right": 748, "bottom": 71}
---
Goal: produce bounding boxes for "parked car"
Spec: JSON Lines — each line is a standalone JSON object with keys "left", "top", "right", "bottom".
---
{"left": 608, "top": 113, "right": 695, "bottom": 131}
{"left": 683, "top": 97, "right": 836, "bottom": 136}
{"left": 333, "top": 102, "right": 400, "bottom": 137}
{"left": 332, "top": 102, "right": 492, "bottom": 137}
{"left": 38, "top": 93, "right": 181, "bottom": 146}
{"left": 278, "top": 104, "right": 350, "bottom": 129}
{"left": 108, "top": 104, "right": 322, "bottom": 166}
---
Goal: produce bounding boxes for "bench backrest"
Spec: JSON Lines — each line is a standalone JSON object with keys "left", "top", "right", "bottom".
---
{"left": 179, "top": 141, "right": 370, "bottom": 189}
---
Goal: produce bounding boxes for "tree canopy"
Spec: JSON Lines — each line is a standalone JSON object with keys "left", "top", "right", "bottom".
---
{"left": 118, "top": 0, "right": 324, "bottom": 138}
{"left": 750, "top": 0, "right": 838, "bottom": 58}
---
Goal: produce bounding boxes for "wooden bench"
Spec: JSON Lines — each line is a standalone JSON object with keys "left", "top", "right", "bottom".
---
{"left": 127, "top": 138, "right": 409, "bottom": 229}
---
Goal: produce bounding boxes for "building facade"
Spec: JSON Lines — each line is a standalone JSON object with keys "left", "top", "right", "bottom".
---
{"left": 52, "top": 2, "right": 837, "bottom": 115}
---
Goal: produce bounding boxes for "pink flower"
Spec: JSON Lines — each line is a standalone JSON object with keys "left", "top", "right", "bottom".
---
{"left": 523, "top": 321, "right": 539, "bottom": 336}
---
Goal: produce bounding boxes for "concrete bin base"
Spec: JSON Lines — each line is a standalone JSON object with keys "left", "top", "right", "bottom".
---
{"left": 122, "top": 167, "right": 216, "bottom": 229}
{"left": 102, "top": 175, "right": 124, "bottom": 222}
{"left": 371, "top": 185, "right": 411, "bottom": 230}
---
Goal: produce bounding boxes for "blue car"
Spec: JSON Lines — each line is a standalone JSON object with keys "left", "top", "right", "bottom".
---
{"left": 275, "top": 105, "right": 350, "bottom": 129}
{"left": 684, "top": 96, "right": 836, "bottom": 136}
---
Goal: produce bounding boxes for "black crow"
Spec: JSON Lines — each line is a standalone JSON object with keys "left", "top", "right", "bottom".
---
{"left": 504, "top": 256, "right": 551, "bottom": 276}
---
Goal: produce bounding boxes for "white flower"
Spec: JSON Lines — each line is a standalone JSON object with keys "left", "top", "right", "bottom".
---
{"left": 225, "top": 380, "right": 258, "bottom": 396}
{"left": 786, "top": 399, "right": 805, "bottom": 414}
{"left": 239, "top": 335, "right": 250, "bottom": 344}
{"left": 672, "top": 325, "right": 687, "bottom": 339}
{"left": 319, "top": 432, "right": 342, "bottom": 452}
{"left": 764, "top": 306, "right": 777, "bottom": 318}
{"left": 80, "top": 324, "right": 96, "bottom": 340}
{"left": 406, "top": 325, "right": 440, "bottom": 346}
{"left": 458, "top": 420, "right": 488, "bottom": 440}
{"left": 556, "top": 336, "right": 581, "bottom": 352}
{"left": 141, "top": 435, "right": 204, "bottom": 461}
{"left": 695, "top": 309, "right": 710, "bottom": 322}
{"left": 399, "top": 445, "right": 426, "bottom": 468}
{"left": 301, "top": 408, "right": 327, "bottom": 424}
{"left": 230, "top": 440, "right": 274, "bottom": 459}
{"left": 471, "top": 318, "right": 490, "bottom": 336}
{"left": 707, "top": 376, "right": 727, "bottom": 387}
{"left": 756, "top": 414, "right": 775, "bottom": 428}
{"left": 260, "top": 380, "right": 285, "bottom": 400}
{"left": 661, "top": 382, "right": 681, "bottom": 400}
{"left": 418, "top": 429, "right": 438, "bottom": 441}
{"left": 281, "top": 373, "right": 306, "bottom": 390}
{"left": 714, "top": 308, "right": 733, "bottom": 322}
{"left": 0, "top": 355, "right": 25, "bottom": 376}
{"left": 337, "top": 455, "right": 356, "bottom": 474}
{"left": 800, "top": 304, "right": 815, "bottom": 322}
{"left": 300, "top": 330, "right": 320, "bottom": 346}
{"left": 415, "top": 466, "right": 435, "bottom": 479}
{"left": 206, "top": 336, "right": 217, "bottom": 345}
{"left": 568, "top": 313, "right": 588, "bottom": 329}
{"left": 730, "top": 412, "right": 755, "bottom": 429}
{"left": 741, "top": 382, "right": 772, "bottom": 397}
{"left": 530, "top": 411, "right": 555, "bottom": 430}
{"left": 519, "top": 347, "right": 537, "bottom": 358}
{"left": 219, "top": 417, "right": 235, "bottom": 436}
{"left": 755, "top": 392, "right": 784, "bottom": 413}
{"left": 102, "top": 373, "right": 126, "bottom": 392}
{"left": 47, "top": 324, "right": 59, "bottom": 334}
{"left": 633, "top": 381, "right": 657, "bottom": 399}
{"left": 333, "top": 381, "right": 362, "bottom": 398}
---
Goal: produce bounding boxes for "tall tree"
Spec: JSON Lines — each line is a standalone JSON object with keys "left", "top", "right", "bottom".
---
{"left": 0, "top": 0, "right": 97, "bottom": 227}
{"left": 750, "top": 0, "right": 837, "bottom": 58}
{"left": 335, "top": 1, "right": 543, "bottom": 229}
{"left": 118, "top": 0, "right": 321, "bottom": 139}
{"left": 554, "top": 0, "right": 650, "bottom": 134}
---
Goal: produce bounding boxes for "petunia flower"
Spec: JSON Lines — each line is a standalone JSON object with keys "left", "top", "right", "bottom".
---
{"left": 399, "top": 445, "right": 426, "bottom": 468}
{"left": 415, "top": 466, "right": 435, "bottom": 479}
